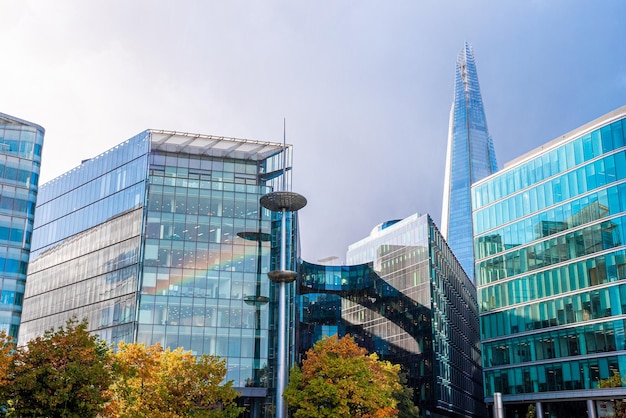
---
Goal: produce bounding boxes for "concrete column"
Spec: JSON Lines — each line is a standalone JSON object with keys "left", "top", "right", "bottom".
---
{"left": 586, "top": 399, "right": 597, "bottom": 418}
{"left": 536, "top": 402, "right": 544, "bottom": 418}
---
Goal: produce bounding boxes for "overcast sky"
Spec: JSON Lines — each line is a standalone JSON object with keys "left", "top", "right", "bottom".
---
{"left": 2, "top": 1, "right": 625, "bottom": 264}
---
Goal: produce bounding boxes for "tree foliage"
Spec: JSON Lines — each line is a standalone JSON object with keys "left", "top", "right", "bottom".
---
{"left": 2, "top": 318, "right": 113, "bottom": 418}
{"left": 597, "top": 371, "right": 626, "bottom": 418}
{"left": 598, "top": 370, "right": 624, "bottom": 388}
{"left": 0, "top": 319, "right": 243, "bottom": 418}
{"left": 105, "top": 342, "right": 243, "bottom": 418}
{"left": 0, "top": 331, "right": 14, "bottom": 397}
{"left": 393, "top": 372, "right": 420, "bottom": 418}
{"left": 284, "top": 335, "right": 402, "bottom": 418}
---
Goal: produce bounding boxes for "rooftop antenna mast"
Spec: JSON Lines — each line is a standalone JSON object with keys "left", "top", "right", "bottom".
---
{"left": 282, "top": 117, "right": 287, "bottom": 191}
{"left": 259, "top": 118, "right": 307, "bottom": 418}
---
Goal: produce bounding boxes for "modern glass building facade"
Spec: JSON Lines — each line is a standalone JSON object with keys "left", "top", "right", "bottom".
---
{"left": 473, "top": 106, "right": 626, "bottom": 417}
{"left": 441, "top": 42, "right": 498, "bottom": 279}
{"left": 0, "top": 113, "right": 44, "bottom": 339}
{"left": 19, "top": 129, "right": 297, "bottom": 417}
{"left": 297, "top": 214, "right": 486, "bottom": 417}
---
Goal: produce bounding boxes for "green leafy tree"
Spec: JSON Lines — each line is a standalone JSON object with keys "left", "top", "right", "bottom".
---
{"left": 393, "top": 372, "right": 419, "bottom": 418}
{"left": 105, "top": 342, "right": 243, "bottom": 417}
{"left": 284, "top": 335, "right": 402, "bottom": 418}
{"left": 525, "top": 404, "right": 536, "bottom": 418}
{"left": 6, "top": 318, "right": 113, "bottom": 418}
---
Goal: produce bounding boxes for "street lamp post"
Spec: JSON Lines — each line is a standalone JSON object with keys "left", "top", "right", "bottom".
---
{"left": 260, "top": 191, "right": 306, "bottom": 418}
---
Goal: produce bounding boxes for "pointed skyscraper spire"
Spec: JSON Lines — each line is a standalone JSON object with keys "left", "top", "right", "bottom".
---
{"left": 441, "top": 42, "right": 497, "bottom": 281}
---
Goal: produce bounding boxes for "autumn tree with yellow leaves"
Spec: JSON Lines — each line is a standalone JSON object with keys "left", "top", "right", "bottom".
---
{"left": 284, "top": 335, "right": 404, "bottom": 418}
{"left": 105, "top": 342, "right": 243, "bottom": 418}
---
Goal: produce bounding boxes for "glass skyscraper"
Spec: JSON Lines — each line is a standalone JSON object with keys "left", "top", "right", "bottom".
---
{"left": 473, "top": 106, "right": 626, "bottom": 417}
{"left": 441, "top": 42, "right": 498, "bottom": 279}
{"left": 0, "top": 113, "right": 44, "bottom": 339}
{"left": 19, "top": 129, "right": 296, "bottom": 417}
{"left": 297, "top": 214, "right": 486, "bottom": 417}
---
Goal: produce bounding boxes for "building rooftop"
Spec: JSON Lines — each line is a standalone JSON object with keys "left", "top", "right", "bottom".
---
{"left": 0, "top": 112, "right": 45, "bottom": 132}
{"left": 502, "top": 105, "right": 626, "bottom": 170}
{"left": 148, "top": 129, "right": 287, "bottom": 161}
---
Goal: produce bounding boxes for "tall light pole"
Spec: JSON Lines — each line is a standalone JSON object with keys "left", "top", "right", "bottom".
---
{"left": 260, "top": 125, "right": 306, "bottom": 418}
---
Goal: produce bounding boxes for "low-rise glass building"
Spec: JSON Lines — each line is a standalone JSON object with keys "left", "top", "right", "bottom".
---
{"left": 19, "top": 129, "right": 297, "bottom": 417}
{"left": 473, "top": 106, "right": 626, "bottom": 417}
{"left": 0, "top": 113, "right": 44, "bottom": 339}
{"left": 298, "top": 213, "right": 485, "bottom": 417}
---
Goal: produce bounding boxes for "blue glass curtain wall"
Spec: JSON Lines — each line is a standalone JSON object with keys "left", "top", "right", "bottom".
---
{"left": 474, "top": 111, "right": 626, "bottom": 402}
{"left": 477, "top": 214, "right": 626, "bottom": 285}
{"left": 481, "top": 283, "right": 626, "bottom": 339}
{"left": 475, "top": 182, "right": 626, "bottom": 260}
{"left": 36, "top": 131, "right": 150, "bottom": 205}
{"left": 137, "top": 149, "right": 288, "bottom": 391}
{"left": 0, "top": 115, "right": 45, "bottom": 338}
{"left": 473, "top": 119, "right": 626, "bottom": 210}
{"left": 483, "top": 319, "right": 625, "bottom": 367}
{"left": 443, "top": 43, "right": 498, "bottom": 279}
{"left": 485, "top": 354, "right": 625, "bottom": 396}
{"left": 474, "top": 149, "right": 626, "bottom": 236}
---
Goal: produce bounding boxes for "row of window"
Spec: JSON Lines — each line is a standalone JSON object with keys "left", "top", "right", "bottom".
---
{"left": 36, "top": 157, "right": 146, "bottom": 227}
{"left": 21, "top": 265, "right": 138, "bottom": 324}
{"left": 0, "top": 193, "right": 35, "bottom": 218}
{"left": 18, "top": 295, "right": 136, "bottom": 345}
{"left": 475, "top": 182, "right": 626, "bottom": 260}
{"left": 140, "top": 272, "right": 270, "bottom": 300}
{"left": 473, "top": 118, "right": 626, "bottom": 209}
{"left": 474, "top": 150, "right": 626, "bottom": 235}
{"left": 138, "top": 300, "right": 268, "bottom": 330}
{"left": 0, "top": 290, "right": 23, "bottom": 307}
{"left": 144, "top": 244, "right": 268, "bottom": 273}
{"left": 477, "top": 215, "right": 625, "bottom": 284}
{"left": 0, "top": 257, "right": 27, "bottom": 275}
{"left": 0, "top": 162, "right": 38, "bottom": 188}
{"left": 29, "top": 209, "right": 142, "bottom": 272}
{"left": 33, "top": 183, "right": 144, "bottom": 252}
{"left": 151, "top": 169, "right": 258, "bottom": 186}
{"left": 27, "top": 210, "right": 142, "bottom": 294}
{"left": 484, "top": 356, "right": 624, "bottom": 396}
{"left": 148, "top": 185, "right": 269, "bottom": 218}
{"left": 150, "top": 153, "right": 260, "bottom": 175}
{"left": 38, "top": 131, "right": 149, "bottom": 203}
{"left": 483, "top": 320, "right": 622, "bottom": 367}
{"left": 481, "top": 251, "right": 626, "bottom": 310}
{"left": 149, "top": 174, "right": 266, "bottom": 193}
{"left": 0, "top": 126, "right": 44, "bottom": 161}
{"left": 136, "top": 325, "right": 270, "bottom": 388}
{"left": 481, "top": 284, "right": 626, "bottom": 339}
{"left": 0, "top": 224, "right": 29, "bottom": 246}
{"left": 144, "top": 221, "right": 271, "bottom": 245}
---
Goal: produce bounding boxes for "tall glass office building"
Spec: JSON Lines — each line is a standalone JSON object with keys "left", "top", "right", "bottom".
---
{"left": 19, "top": 129, "right": 297, "bottom": 417}
{"left": 441, "top": 42, "right": 498, "bottom": 279}
{"left": 0, "top": 113, "right": 44, "bottom": 339}
{"left": 473, "top": 106, "right": 626, "bottom": 418}
{"left": 297, "top": 214, "right": 486, "bottom": 417}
